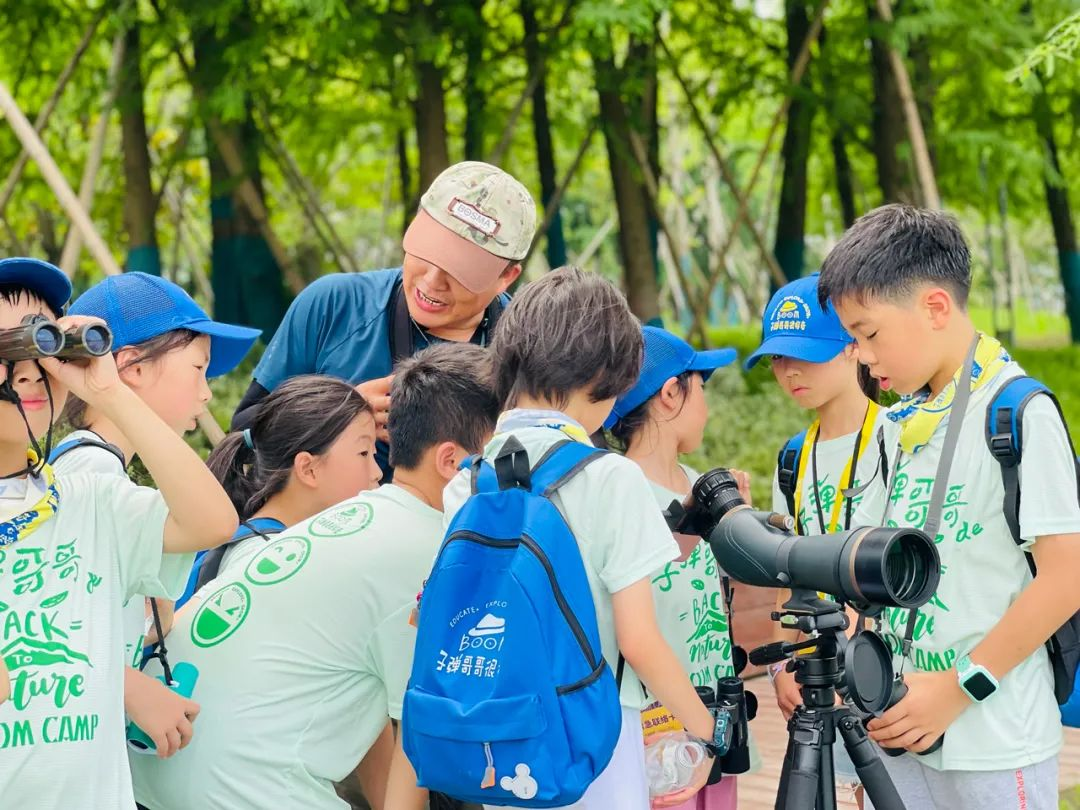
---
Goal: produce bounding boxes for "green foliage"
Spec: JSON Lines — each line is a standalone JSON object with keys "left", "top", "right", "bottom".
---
{"left": 1008, "top": 9, "right": 1080, "bottom": 86}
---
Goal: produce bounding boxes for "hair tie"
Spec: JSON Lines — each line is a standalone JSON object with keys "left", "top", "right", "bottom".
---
{"left": 242, "top": 428, "right": 255, "bottom": 451}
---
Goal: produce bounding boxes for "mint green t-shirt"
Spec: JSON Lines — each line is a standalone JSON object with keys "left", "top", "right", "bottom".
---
{"left": 853, "top": 362, "right": 1080, "bottom": 771}
{"left": 131, "top": 485, "right": 443, "bottom": 810}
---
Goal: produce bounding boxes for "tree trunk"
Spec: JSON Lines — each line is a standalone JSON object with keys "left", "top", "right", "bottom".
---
{"left": 1033, "top": 89, "right": 1080, "bottom": 342}
{"left": 119, "top": 23, "right": 161, "bottom": 275}
{"left": 595, "top": 52, "right": 660, "bottom": 323}
{"left": 774, "top": 0, "right": 816, "bottom": 284}
{"left": 462, "top": 0, "right": 486, "bottom": 162}
{"left": 192, "top": 7, "right": 285, "bottom": 337}
{"left": 414, "top": 58, "right": 450, "bottom": 190}
{"left": 909, "top": 32, "right": 936, "bottom": 174}
{"left": 867, "top": 0, "right": 916, "bottom": 204}
{"left": 397, "top": 124, "right": 413, "bottom": 238}
{"left": 831, "top": 132, "right": 857, "bottom": 227}
{"left": 522, "top": 0, "right": 566, "bottom": 268}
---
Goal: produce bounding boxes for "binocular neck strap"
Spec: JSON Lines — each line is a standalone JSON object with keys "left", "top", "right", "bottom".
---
{"left": 896, "top": 335, "right": 979, "bottom": 660}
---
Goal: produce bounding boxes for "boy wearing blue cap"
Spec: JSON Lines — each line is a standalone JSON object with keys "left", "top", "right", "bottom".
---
{"left": 50, "top": 272, "right": 260, "bottom": 760}
{"left": 819, "top": 206, "right": 1080, "bottom": 810}
{"left": 746, "top": 272, "right": 882, "bottom": 807}
{"left": 606, "top": 326, "right": 757, "bottom": 810}
{"left": 0, "top": 259, "right": 239, "bottom": 807}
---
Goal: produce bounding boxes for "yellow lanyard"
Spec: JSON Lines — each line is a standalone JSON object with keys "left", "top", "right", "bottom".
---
{"left": 793, "top": 402, "right": 879, "bottom": 535}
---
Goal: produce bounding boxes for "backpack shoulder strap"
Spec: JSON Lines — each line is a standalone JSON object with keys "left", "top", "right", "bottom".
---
{"left": 194, "top": 520, "right": 285, "bottom": 591}
{"left": 776, "top": 430, "right": 806, "bottom": 517}
{"left": 483, "top": 294, "right": 506, "bottom": 337}
{"left": 388, "top": 277, "right": 413, "bottom": 366}
{"left": 985, "top": 375, "right": 1055, "bottom": 550}
{"left": 529, "top": 440, "right": 608, "bottom": 498}
{"left": 49, "top": 436, "right": 127, "bottom": 469}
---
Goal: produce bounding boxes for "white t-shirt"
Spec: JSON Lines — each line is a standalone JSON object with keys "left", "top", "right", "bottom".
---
{"left": 853, "top": 362, "right": 1080, "bottom": 771}
{"left": 770, "top": 417, "right": 887, "bottom": 536}
{"left": 131, "top": 484, "right": 443, "bottom": 810}
{"left": 0, "top": 472, "right": 175, "bottom": 809}
{"left": 443, "top": 427, "right": 680, "bottom": 709}
{"left": 51, "top": 430, "right": 170, "bottom": 667}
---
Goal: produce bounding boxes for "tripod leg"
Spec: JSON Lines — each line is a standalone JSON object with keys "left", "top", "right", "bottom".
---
{"left": 836, "top": 713, "right": 906, "bottom": 810}
{"left": 778, "top": 708, "right": 824, "bottom": 810}
{"left": 776, "top": 718, "right": 796, "bottom": 810}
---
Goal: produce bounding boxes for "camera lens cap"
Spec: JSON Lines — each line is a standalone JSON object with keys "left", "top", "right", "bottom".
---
{"left": 842, "top": 631, "right": 895, "bottom": 715}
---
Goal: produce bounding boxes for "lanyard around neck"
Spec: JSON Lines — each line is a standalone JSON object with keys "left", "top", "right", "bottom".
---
{"left": 794, "top": 401, "right": 880, "bottom": 535}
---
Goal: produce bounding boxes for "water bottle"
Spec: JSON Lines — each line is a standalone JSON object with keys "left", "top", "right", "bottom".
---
{"left": 644, "top": 732, "right": 710, "bottom": 797}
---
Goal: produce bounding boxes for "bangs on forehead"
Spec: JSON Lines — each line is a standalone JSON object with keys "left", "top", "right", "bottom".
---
{"left": 0, "top": 284, "right": 59, "bottom": 317}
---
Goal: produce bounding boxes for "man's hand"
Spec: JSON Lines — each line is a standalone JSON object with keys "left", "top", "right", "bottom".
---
{"left": 867, "top": 669, "right": 968, "bottom": 753}
{"left": 124, "top": 668, "right": 200, "bottom": 759}
{"left": 773, "top": 667, "right": 802, "bottom": 720}
{"left": 356, "top": 375, "right": 393, "bottom": 443}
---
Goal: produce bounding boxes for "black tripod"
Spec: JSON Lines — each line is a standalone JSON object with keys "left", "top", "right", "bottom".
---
{"left": 756, "top": 597, "right": 906, "bottom": 810}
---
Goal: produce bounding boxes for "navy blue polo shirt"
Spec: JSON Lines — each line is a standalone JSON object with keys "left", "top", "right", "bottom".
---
{"left": 253, "top": 267, "right": 505, "bottom": 476}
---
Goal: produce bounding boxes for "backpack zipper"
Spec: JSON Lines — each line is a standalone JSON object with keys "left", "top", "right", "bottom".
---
{"left": 444, "top": 530, "right": 599, "bottom": 676}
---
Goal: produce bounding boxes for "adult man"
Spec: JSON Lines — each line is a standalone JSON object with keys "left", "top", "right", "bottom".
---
{"left": 231, "top": 160, "right": 536, "bottom": 479}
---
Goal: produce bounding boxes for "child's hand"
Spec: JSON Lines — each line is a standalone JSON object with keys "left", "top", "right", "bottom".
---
{"left": 773, "top": 667, "right": 802, "bottom": 720}
{"left": 37, "top": 316, "right": 122, "bottom": 407}
{"left": 649, "top": 746, "right": 713, "bottom": 809}
{"left": 0, "top": 657, "right": 9, "bottom": 705}
{"left": 730, "top": 469, "right": 752, "bottom": 506}
{"left": 124, "top": 668, "right": 200, "bottom": 759}
{"left": 867, "top": 669, "right": 968, "bottom": 752}
{"left": 355, "top": 374, "right": 393, "bottom": 443}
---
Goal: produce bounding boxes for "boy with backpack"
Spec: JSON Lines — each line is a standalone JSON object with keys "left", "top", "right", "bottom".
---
{"left": 130, "top": 343, "right": 500, "bottom": 810}
{"left": 818, "top": 205, "right": 1080, "bottom": 809}
{"left": 399, "top": 267, "right": 725, "bottom": 810}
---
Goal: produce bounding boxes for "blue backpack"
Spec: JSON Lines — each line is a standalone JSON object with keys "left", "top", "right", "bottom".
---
{"left": 985, "top": 376, "right": 1080, "bottom": 727}
{"left": 402, "top": 437, "right": 622, "bottom": 807}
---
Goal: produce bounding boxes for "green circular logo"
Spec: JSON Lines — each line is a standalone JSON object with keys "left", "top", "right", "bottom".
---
{"left": 308, "top": 502, "right": 374, "bottom": 538}
{"left": 191, "top": 582, "right": 251, "bottom": 648}
{"left": 244, "top": 537, "right": 312, "bottom": 586}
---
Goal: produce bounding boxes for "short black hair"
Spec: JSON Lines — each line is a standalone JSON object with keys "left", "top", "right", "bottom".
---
{"left": 491, "top": 265, "right": 643, "bottom": 408}
{"left": 0, "top": 283, "right": 61, "bottom": 319}
{"left": 818, "top": 204, "right": 972, "bottom": 308}
{"left": 389, "top": 343, "right": 500, "bottom": 470}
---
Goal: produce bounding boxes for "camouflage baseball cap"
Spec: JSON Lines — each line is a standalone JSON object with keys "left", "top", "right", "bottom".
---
{"left": 403, "top": 161, "right": 537, "bottom": 293}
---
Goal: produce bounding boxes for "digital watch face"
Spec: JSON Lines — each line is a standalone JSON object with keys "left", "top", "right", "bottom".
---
{"left": 964, "top": 671, "right": 997, "bottom": 702}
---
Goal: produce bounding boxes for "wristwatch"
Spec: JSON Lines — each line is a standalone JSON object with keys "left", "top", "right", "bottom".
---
{"left": 957, "top": 655, "right": 999, "bottom": 702}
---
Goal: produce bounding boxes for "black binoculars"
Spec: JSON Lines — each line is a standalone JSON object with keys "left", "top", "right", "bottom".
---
{"left": 0, "top": 315, "right": 112, "bottom": 363}
{"left": 697, "top": 677, "right": 757, "bottom": 781}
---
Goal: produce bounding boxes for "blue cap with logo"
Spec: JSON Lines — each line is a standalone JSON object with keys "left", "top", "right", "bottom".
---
{"left": 604, "top": 326, "right": 736, "bottom": 430}
{"left": 0, "top": 257, "right": 72, "bottom": 315}
{"left": 743, "top": 273, "right": 852, "bottom": 370}
{"left": 70, "top": 273, "right": 261, "bottom": 378}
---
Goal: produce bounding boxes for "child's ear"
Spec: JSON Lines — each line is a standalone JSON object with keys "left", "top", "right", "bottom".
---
{"left": 658, "top": 376, "right": 683, "bottom": 412}
{"left": 923, "top": 287, "right": 953, "bottom": 330}
{"left": 845, "top": 343, "right": 860, "bottom": 362}
{"left": 292, "top": 451, "right": 319, "bottom": 489}
{"left": 434, "top": 441, "right": 464, "bottom": 482}
{"left": 115, "top": 348, "right": 143, "bottom": 387}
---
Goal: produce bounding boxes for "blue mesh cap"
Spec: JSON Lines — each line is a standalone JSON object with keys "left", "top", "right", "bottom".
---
{"left": 604, "top": 326, "right": 736, "bottom": 430}
{"left": 743, "top": 273, "right": 852, "bottom": 370}
{"left": 0, "top": 257, "right": 72, "bottom": 315}
{"left": 69, "top": 273, "right": 261, "bottom": 378}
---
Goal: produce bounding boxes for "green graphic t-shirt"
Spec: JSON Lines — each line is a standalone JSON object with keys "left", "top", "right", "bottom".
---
{"left": 131, "top": 484, "right": 443, "bottom": 810}
{"left": 0, "top": 472, "right": 176, "bottom": 809}
{"left": 853, "top": 363, "right": 1080, "bottom": 772}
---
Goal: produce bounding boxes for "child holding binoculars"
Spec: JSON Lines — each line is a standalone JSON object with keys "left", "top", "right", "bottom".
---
{"left": 0, "top": 258, "right": 240, "bottom": 808}
{"left": 48, "top": 272, "right": 260, "bottom": 762}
